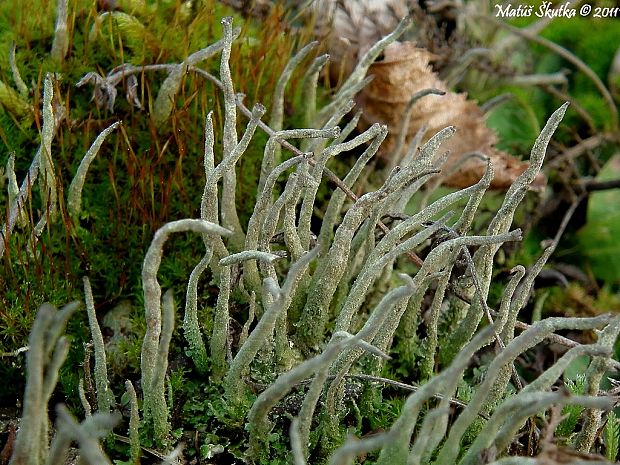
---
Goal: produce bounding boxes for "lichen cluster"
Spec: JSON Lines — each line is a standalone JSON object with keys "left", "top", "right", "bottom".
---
{"left": 3, "top": 2, "right": 620, "bottom": 465}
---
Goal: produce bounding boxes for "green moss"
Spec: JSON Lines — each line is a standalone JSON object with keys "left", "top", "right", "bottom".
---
{"left": 0, "top": 0, "right": 311, "bottom": 365}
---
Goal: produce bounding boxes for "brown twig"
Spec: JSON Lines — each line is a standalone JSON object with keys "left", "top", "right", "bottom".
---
{"left": 247, "top": 373, "right": 491, "bottom": 420}
{"left": 343, "top": 373, "right": 491, "bottom": 420}
{"left": 547, "top": 134, "right": 612, "bottom": 169}
{"left": 578, "top": 178, "right": 620, "bottom": 193}
{"left": 112, "top": 434, "right": 167, "bottom": 460}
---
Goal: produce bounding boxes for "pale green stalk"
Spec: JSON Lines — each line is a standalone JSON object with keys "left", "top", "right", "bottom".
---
{"left": 303, "top": 99, "right": 356, "bottom": 154}
{"left": 184, "top": 113, "right": 222, "bottom": 373}
{"left": 78, "top": 379, "right": 91, "bottom": 417}
{"left": 317, "top": 126, "right": 387, "bottom": 253}
{"left": 200, "top": 112, "right": 217, "bottom": 221}
{"left": 339, "top": 16, "right": 412, "bottom": 96}
{"left": 298, "top": 165, "right": 420, "bottom": 351}
{"left": 210, "top": 266, "right": 231, "bottom": 381}
{"left": 247, "top": 331, "right": 386, "bottom": 461}
{"left": 328, "top": 430, "right": 394, "bottom": 465}
{"left": 479, "top": 265, "right": 526, "bottom": 415}
{"left": 316, "top": 16, "right": 411, "bottom": 126}
{"left": 299, "top": 327, "right": 391, "bottom": 460}
{"left": 83, "top": 277, "right": 114, "bottom": 413}
{"left": 45, "top": 413, "right": 72, "bottom": 465}
{"left": 373, "top": 324, "right": 501, "bottom": 465}
{"left": 453, "top": 159, "right": 494, "bottom": 234}
{"left": 334, "top": 161, "right": 489, "bottom": 337}
{"left": 141, "top": 220, "right": 229, "bottom": 444}
{"left": 54, "top": 406, "right": 119, "bottom": 465}
{"left": 298, "top": 123, "right": 383, "bottom": 251}
{"left": 68, "top": 122, "right": 120, "bottom": 218}
{"left": 419, "top": 273, "right": 451, "bottom": 380}
{"left": 408, "top": 407, "right": 450, "bottom": 465}
{"left": 258, "top": 171, "right": 302, "bottom": 263}
{"left": 304, "top": 160, "right": 458, "bottom": 348}
{"left": 219, "top": 17, "right": 243, "bottom": 245}
{"left": 374, "top": 231, "right": 523, "bottom": 464}
{"left": 6, "top": 153, "right": 27, "bottom": 227}
{"left": 575, "top": 315, "right": 620, "bottom": 452}
{"left": 384, "top": 89, "right": 445, "bottom": 174}
{"left": 219, "top": 252, "right": 283, "bottom": 358}
{"left": 401, "top": 125, "right": 428, "bottom": 172}
{"left": 40, "top": 338, "right": 69, "bottom": 458}
{"left": 334, "top": 219, "right": 446, "bottom": 333}
{"left": 125, "top": 381, "right": 141, "bottom": 465}
{"left": 289, "top": 418, "right": 306, "bottom": 465}
{"left": 478, "top": 246, "right": 557, "bottom": 413}
{"left": 148, "top": 291, "right": 175, "bottom": 446}
{"left": 224, "top": 248, "right": 319, "bottom": 404}
{"left": 283, "top": 173, "right": 306, "bottom": 261}
{"left": 33, "top": 75, "right": 58, "bottom": 238}
{"left": 330, "top": 110, "right": 362, "bottom": 145}
{"left": 525, "top": 344, "right": 610, "bottom": 395}
{"left": 50, "top": 0, "right": 68, "bottom": 62}
{"left": 302, "top": 54, "right": 330, "bottom": 127}
{"left": 445, "top": 103, "right": 569, "bottom": 364}
{"left": 151, "top": 21, "right": 240, "bottom": 125}
{"left": 10, "top": 302, "right": 78, "bottom": 465}
{"left": 239, "top": 292, "right": 256, "bottom": 347}
{"left": 210, "top": 101, "right": 266, "bottom": 262}
{"left": 9, "top": 43, "right": 28, "bottom": 96}
{"left": 184, "top": 254, "right": 211, "bottom": 374}
{"left": 220, "top": 250, "right": 280, "bottom": 266}
{"left": 245, "top": 155, "right": 305, "bottom": 293}
{"left": 209, "top": 100, "right": 265, "bottom": 203}
{"left": 269, "top": 41, "right": 318, "bottom": 131}
{"left": 391, "top": 166, "right": 442, "bottom": 215}
{"left": 258, "top": 127, "right": 338, "bottom": 201}
{"left": 323, "top": 275, "right": 418, "bottom": 453}
{"left": 160, "top": 445, "right": 184, "bottom": 465}
{"left": 462, "top": 393, "right": 613, "bottom": 465}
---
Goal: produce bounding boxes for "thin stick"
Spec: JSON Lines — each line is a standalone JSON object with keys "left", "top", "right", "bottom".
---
{"left": 343, "top": 373, "right": 491, "bottom": 420}
{"left": 429, "top": 222, "right": 525, "bottom": 390}
{"left": 579, "top": 178, "right": 620, "bottom": 192}
{"left": 247, "top": 373, "right": 491, "bottom": 420}
{"left": 548, "top": 134, "right": 614, "bottom": 169}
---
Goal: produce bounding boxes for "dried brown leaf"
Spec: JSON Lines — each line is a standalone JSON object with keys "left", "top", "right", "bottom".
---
{"left": 317, "top": 0, "right": 546, "bottom": 190}
{"left": 536, "top": 443, "right": 609, "bottom": 464}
